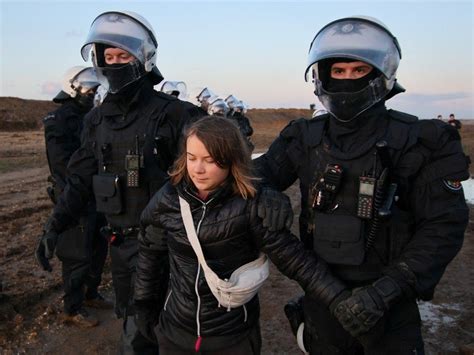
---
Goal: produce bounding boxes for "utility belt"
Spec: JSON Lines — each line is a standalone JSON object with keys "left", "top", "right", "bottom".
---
{"left": 100, "top": 225, "right": 140, "bottom": 246}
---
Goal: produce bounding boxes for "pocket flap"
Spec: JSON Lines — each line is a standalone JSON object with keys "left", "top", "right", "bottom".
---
{"left": 93, "top": 174, "right": 119, "bottom": 198}
{"left": 314, "top": 213, "right": 363, "bottom": 243}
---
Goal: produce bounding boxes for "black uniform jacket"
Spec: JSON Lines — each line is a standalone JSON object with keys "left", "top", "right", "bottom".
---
{"left": 50, "top": 79, "right": 203, "bottom": 231}
{"left": 135, "top": 180, "right": 346, "bottom": 350}
{"left": 43, "top": 99, "right": 89, "bottom": 190}
{"left": 255, "top": 107, "right": 470, "bottom": 300}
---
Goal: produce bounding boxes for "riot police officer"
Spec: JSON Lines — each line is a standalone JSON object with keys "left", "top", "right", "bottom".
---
{"left": 225, "top": 94, "right": 254, "bottom": 152}
{"left": 255, "top": 16, "right": 469, "bottom": 353}
{"left": 35, "top": 11, "right": 204, "bottom": 354}
{"left": 40, "top": 66, "right": 110, "bottom": 328}
{"left": 158, "top": 80, "right": 188, "bottom": 99}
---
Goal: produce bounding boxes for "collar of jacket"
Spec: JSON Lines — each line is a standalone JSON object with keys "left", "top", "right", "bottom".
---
{"left": 99, "top": 77, "right": 155, "bottom": 130}
{"left": 176, "top": 178, "right": 235, "bottom": 209}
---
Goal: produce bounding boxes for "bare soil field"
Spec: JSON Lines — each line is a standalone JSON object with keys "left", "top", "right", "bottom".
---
{"left": 0, "top": 99, "right": 473, "bottom": 354}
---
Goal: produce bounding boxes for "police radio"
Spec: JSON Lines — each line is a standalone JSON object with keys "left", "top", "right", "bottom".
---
{"left": 357, "top": 176, "right": 376, "bottom": 219}
{"left": 125, "top": 135, "right": 141, "bottom": 187}
{"left": 311, "top": 164, "right": 343, "bottom": 211}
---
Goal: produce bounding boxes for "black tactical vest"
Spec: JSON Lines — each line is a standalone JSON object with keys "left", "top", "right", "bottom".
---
{"left": 90, "top": 91, "right": 177, "bottom": 228}
{"left": 294, "top": 110, "right": 420, "bottom": 283}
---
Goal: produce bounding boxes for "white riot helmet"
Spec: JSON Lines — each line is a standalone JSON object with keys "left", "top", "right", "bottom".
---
{"left": 207, "top": 97, "right": 229, "bottom": 117}
{"left": 196, "top": 87, "right": 216, "bottom": 111}
{"left": 53, "top": 66, "right": 100, "bottom": 106}
{"left": 305, "top": 16, "right": 404, "bottom": 122}
{"left": 225, "top": 95, "right": 247, "bottom": 115}
{"left": 80, "top": 11, "right": 163, "bottom": 94}
{"left": 159, "top": 80, "right": 188, "bottom": 99}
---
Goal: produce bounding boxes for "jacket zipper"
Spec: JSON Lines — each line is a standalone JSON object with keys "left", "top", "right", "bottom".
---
{"left": 191, "top": 198, "right": 213, "bottom": 352}
{"left": 163, "top": 290, "right": 173, "bottom": 311}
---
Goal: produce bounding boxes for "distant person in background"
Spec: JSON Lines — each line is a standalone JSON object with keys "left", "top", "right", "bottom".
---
{"left": 207, "top": 96, "right": 230, "bottom": 117}
{"left": 225, "top": 94, "right": 254, "bottom": 152}
{"left": 196, "top": 87, "right": 217, "bottom": 113}
{"left": 255, "top": 16, "right": 469, "bottom": 353}
{"left": 159, "top": 80, "right": 188, "bottom": 100}
{"left": 37, "top": 66, "right": 111, "bottom": 328}
{"left": 448, "top": 113, "right": 462, "bottom": 130}
{"left": 437, "top": 114, "right": 443, "bottom": 120}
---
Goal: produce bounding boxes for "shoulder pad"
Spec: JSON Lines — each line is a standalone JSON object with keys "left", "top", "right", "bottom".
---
{"left": 280, "top": 118, "right": 309, "bottom": 139}
{"left": 417, "top": 119, "right": 460, "bottom": 150}
{"left": 281, "top": 116, "right": 326, "bottom": 148}
{"left": 387, "top": 109, "right": 418, "bottom": 123}
{"left": 42, "top": 113, "right": 56, "bottom": 124}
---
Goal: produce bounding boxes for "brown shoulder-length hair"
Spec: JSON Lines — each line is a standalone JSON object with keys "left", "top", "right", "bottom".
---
{"left": 169, "top": 116, "right": 257, "bottom": 199}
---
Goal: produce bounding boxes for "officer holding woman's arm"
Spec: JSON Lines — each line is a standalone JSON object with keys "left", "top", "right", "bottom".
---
{"left": 35, "top": 11, "right": 204, "bottom": 354}
{"left": 256, "top": 16, "right": 469, "bottom": 354}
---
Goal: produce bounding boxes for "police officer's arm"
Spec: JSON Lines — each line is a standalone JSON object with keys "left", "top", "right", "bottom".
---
{"left": 254, "top": 119, "right": 304, "bottom": 190}
{"left": 396, "top": 121, "right": 469, "bottom": 300}
{"left": 49, "top": 110, "right": 99, "bottom": 232}
{"left": 253, "top": 119, "right": 310, "bottom": 230}
{"left": 333, "top": 122, "right": 470, "bottom": 339}
{"left": 249, "top": 191, "right": 348, "bottom": 308}
{"left": 43, "top": 110, "right": 80, "bottom": 189}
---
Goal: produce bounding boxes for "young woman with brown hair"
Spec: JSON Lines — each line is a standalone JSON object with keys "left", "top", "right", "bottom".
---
{"left": 134, "top": 116, "right": 346, "bottom": 354}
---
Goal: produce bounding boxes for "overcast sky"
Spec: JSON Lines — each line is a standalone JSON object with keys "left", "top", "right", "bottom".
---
{"left": 1, "top": 0, "right": 473, "bottom": 119}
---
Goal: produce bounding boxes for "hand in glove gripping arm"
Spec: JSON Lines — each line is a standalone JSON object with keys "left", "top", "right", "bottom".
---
{"left": 257, "top": 187, "right": 294, "bottom": 232}
{"left": 332, "top": 263, "right": 416, "bottom": 340}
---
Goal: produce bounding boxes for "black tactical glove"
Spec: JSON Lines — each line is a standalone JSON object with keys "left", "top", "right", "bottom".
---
{"left": 35, "top": 229, "right": 59, "bottom": 272}
{"left": 332, "top": 276, "right": 402, "bottom": 338}
{"left": 257, "top": 187, "right": 293, "bottom": 232}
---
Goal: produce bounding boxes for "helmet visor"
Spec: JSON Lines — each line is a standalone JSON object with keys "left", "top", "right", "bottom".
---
{"left": 196, "top": 88, "right": 216, "bottom": 103}
{"left": 305, "top": 18, "right": 400, "bottom": 81}
{"left": 81, "top": 12, "right": 156, "bottom": 65}
{"left": 72, "top": 67, "right": 100, "bottom": 93}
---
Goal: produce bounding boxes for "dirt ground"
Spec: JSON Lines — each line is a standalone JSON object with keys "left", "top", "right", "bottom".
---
{"left": 0, "top": 130, "right": 473, "bottom": 354}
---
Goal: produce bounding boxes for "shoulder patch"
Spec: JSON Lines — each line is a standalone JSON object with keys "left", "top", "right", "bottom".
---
{"left": 443, "top": 179, "right": 463, "bottom": 191}
{"left": 42, "top": 113, "right": 56, "bottom": 123}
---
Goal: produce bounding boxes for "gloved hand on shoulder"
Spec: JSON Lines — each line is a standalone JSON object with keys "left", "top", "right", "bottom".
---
{"left": 257, "top": 187, "right": 293, "bottom": 232}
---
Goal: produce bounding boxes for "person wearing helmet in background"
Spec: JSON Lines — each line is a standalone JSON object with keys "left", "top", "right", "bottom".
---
{"left": 196, "top": 87, "right": 216, "bottom": 113}
{"left": 159, "top": 80, "right": 188, "bottom": 99}
{"left": 39, "top": 66, "right": 111, "bottom": 328}
{"left": 35, "top": 11, "right": 204, "bottom": 354}
{"left": 225, "top": 94, "right": 255, "bottom": 152}
{"left": 207, "top": 96, "right": 230, "bottom": 117}
{"left": 255, "top": 16, "right": 469, "bottom": 353}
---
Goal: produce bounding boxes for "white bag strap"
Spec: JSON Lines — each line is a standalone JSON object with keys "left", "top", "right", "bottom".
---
{"left": 179, "top": 196, "right": 220, "bottom": 280}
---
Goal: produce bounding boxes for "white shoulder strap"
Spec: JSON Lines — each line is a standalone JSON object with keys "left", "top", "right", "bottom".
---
{"left": 179, "top": 196, "right": 218, "bottom": 278}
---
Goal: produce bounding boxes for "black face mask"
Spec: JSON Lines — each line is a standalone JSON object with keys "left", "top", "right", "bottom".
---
{"left": 100, "top": 61, "right": 146, "bottom": 94}
{"left": 75, "top": 93, "right": 95, "bottom": 110}
{"left": 326, "top": 75, "right": 373, "bottom": 93}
